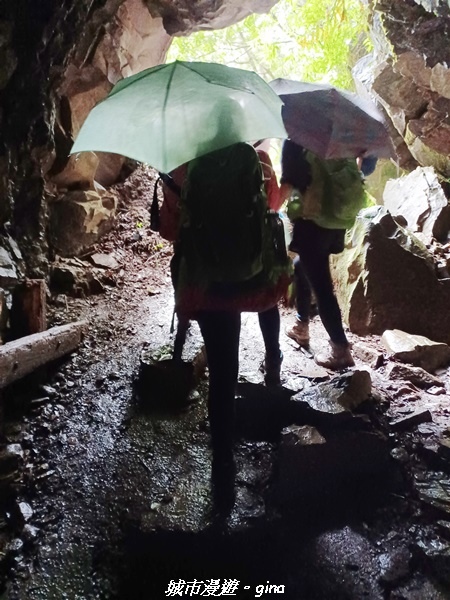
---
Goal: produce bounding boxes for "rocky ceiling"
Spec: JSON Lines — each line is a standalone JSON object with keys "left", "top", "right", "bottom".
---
{"left": 0, "top": 0, "right": 449, "bottom": 275}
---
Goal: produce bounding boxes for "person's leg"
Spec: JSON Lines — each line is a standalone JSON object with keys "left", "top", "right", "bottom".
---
{"left": 173, "top": 314, "right": 190, "bottom": 362}
{"left": 197, "top": 310, "right": 241, "bottom": 458}
{"left": 300, "top": 247, "right": 347, "bottom": 345}
{"left": 286, "top": 254, "right": 311, "bottom": 347}
{"left": 258, "top": 305, "right": 283, "bottom": 385}
{"left": 197, "top": 309, "right": 241, "bottom": 514}
{"left": 298, "top": 229, "right": 354, "bottom": 368}
{"left": 293, "top": 254, "right": 312, "bottom": 322}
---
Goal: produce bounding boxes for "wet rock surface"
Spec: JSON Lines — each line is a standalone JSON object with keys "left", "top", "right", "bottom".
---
{"left": 1, "top": 183, "right": 450, "bottom": 599}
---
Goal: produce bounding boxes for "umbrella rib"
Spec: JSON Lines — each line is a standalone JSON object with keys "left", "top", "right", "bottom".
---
{"left": 161, "top": 62, "right": 178, "bottom": 171}
{"left": 181, "top": 62, "right": 256, "bottom": 95}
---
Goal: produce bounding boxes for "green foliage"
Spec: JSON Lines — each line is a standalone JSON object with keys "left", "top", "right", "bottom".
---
{"left": 167, "top": 0, "right": 371, "bottom": 90}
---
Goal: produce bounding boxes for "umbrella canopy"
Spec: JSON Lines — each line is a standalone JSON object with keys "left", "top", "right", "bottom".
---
{"left": 270, "top": 78, "right": 393, "bottom": 160}
{"left": 71, "top": 61, "right": 287, "bottom": 173}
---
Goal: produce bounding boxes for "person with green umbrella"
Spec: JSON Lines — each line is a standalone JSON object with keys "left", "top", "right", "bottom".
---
{"left": 163, "top": 132, "right": 290, "bottom": 512}
{"left": 71, "top": 61, "right": 291, "bottom": 512}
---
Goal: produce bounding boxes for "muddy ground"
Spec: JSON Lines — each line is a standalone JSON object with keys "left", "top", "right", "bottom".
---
{"left": 1, "top": 168, "right": 450, "bottom": 599}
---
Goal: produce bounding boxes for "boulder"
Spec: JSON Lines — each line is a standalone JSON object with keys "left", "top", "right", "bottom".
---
{"left": 49, "top": 189, "right": 118, "bottom": 257}
{"left": 381, "top": 329, "right": 450, "bottom": 372}
{"left": 292, "top": 369, "right": 372, "bottom": 417}
{"left": 331, "top": 206, "right": 450, "bottom": 344}
{"left": 383, "top": 167, "right": 450, "bottom": 244}
{"left": 138, "top": 343, "right": 207, "bottom": 407}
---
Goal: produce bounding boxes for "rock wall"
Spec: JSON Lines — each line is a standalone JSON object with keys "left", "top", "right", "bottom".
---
{"left": 145, "top": 0, "right": 279, "bottom": 35}
{"left": 356, "top": 0, "right": 450, "bottom": 176}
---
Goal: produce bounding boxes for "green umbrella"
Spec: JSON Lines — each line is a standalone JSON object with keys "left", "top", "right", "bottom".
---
{"left": 71, "top": 61, "right": 287, "bottom": 173}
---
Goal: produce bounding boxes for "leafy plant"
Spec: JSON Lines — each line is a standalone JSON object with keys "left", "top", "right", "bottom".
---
{"left": 167, "top": 0, "right": 371, "bottom": 90}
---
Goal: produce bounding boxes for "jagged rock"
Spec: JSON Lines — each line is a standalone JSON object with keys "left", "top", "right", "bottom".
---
{"left": 50, "top": 261, "right": 109, "bottom": 296}
{"left": 383, "top": 167, "right": 450, "bottom": 244}
{"left": 6, "top": 236, "right": 22, "bottom": 262}
{"left": 385, "top": 363, "right": 444, "bottom": 389}
{"left": 0, "top": 246, "right": 18, "bottom": 287}
{"left": 371, "top": 59, "right": 427, "bottom": 136}
{"left": 0, "top": 21, "right": 17, "bottom": 90}
{"left": 17, "top": 502, "right": 33, "bottom": 523}
{"left": 58, "top": 64, "right": 113, "bottom": 137}
{"left": 147, "top": 0, "right": 279, "bottom": 35}
{"left": 331, "top": 206, "right": 450, "bottom": 344}
{"left": 90, "top": 253, "right": 120, "bottom": 269}
{"left": 366, "top": 1, "right": 450, "bottom": 175}
{"left": 275, "top": 424, "right": 391, "bottom": 504}
{"left": 50, "top": 152, "right": 100, "bottom": 190}
{"left": 235, "top": 383, "right": 300, "bottom": 441}
{"left": 92, "top": 0, "right": 172, "bottom": 84}
{"left": 390, "top": 409, "right": 433, "bottom": 431}
{"left": 352, "top": 341, "right": 384, "bottom": 369}
{"left": 378, "top": 548, "right": 411, "bottom": 585}
{"left": 381, "top": 329, "right": 450, "bottom": 372}
{"left": 292, "top": 369, "right": 372, "bottom": 417}
{"left": 0, "top": 444, "right": 23, "bottom": 476}
{"left": 414, "top": 533, "right": 450, "bottom": 586}
{"left": 0, "top": 289, "right": 7, "bottom": 343}
{"left": 49, "top": 189, "right": 118, "bottom": 257}
{"left": 439, "top": 429, "right": 450, "bottom": 457}
{"left": 138, "top": 343, "right": 207, "bottom": 407}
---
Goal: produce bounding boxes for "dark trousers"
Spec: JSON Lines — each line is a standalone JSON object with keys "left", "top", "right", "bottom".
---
{"left": 196, "top": 305, "right": 280, "bottom": 457}
{"left": 258, "top": 305, "right": 281, "bottom": 361}
{"left": 290, "top": 218, "right": 348, "bottom": 346}
{"left": 197, "top": 310, "right": 241, "bottom": 457}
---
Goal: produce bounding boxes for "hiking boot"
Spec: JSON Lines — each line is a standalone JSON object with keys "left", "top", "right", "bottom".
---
{"left": 314, "top": 341, "right": 355, "bottom": 370}
{"left": 286, "top": 320, "right": 310, "bottom": 347}
{"left": 264, "top": 351, "right": 283, "bottom": 386}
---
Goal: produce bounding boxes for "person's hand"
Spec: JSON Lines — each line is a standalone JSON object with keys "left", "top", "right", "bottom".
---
{"left": 279, "top": 183, "right": 294, "bottom": 207}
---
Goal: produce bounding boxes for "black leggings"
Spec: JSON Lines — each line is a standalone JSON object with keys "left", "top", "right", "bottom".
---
{"left": 197, "top": 310, "right": 241, "bottom": 455}
{"left": 196, "top": 305, "right": 280, "bottom": 455}
{"left": 291, "top": 219, "right": 348, "bottom": 346}
{"left": 258, "top": 305, "right": 281, "bottom": 361}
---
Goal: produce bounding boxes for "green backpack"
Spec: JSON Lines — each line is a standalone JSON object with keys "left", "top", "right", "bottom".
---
{"left": 287, "top": 151, "right": 369, "bottom": 230}
{"left": 178, "top": 143, "right": 267, "bottom": 284}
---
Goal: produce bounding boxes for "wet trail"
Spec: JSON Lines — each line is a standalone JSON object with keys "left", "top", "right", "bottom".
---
{"left": 2, "top": 174, "right": 450, "bottom": 599}
{"left": 2, "top": 277, "right": 446, "bottom": 600}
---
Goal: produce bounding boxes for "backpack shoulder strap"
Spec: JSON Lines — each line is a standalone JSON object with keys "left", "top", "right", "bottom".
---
{"left": 150, "top": 176, "right": 162, "bottom": 232}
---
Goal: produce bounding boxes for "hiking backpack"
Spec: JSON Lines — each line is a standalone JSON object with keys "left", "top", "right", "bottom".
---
{"left": 287, "top": 150, "right": 369, "bottom": 230}
{"left": 179, "top": 143, "right": 268, "bottom": 284}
